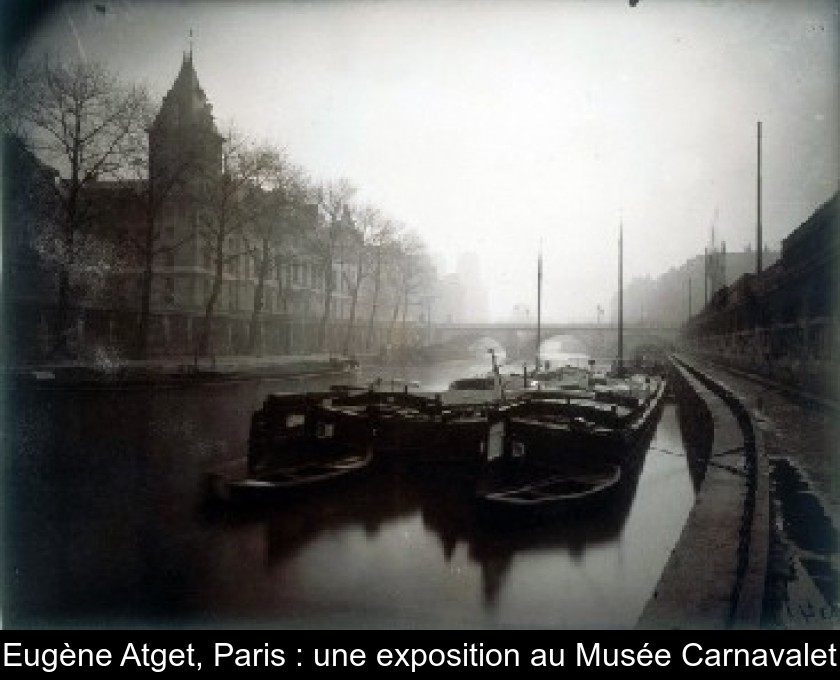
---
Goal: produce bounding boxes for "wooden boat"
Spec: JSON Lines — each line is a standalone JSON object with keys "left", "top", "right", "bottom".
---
{"left": 205, "top": 388, "right": 374, "bottom": 505}
{"left": 205, "top": 445, "right": 374, "bottom": 505}
{"left": 241, "top": 346, "right": 533, "bottom": 477}
{"left": 357, "top": 349, "right": 538, "bottom": 465}
{"left": 245, "top": 384, "right": 496, "bottom": 474}
{"left": 477, "top": 230, "right": 669, "bottom": 515}
{"left": 478, "top": 462, "right": 622, "bottom": 509}
{"left": 366, "top": 395, "right": 490, "bottom": 466}
{"left": 329, "top": 388, "right": 494, "bottom": 466}
{"left": 247, "top": 388, "right": 370, "bottom": 471}
{"left": 475, "top": 373, "right": 666, "bottom": 514}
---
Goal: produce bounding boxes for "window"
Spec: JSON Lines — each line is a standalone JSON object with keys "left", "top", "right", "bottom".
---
{"left": 165, "top": 205, "right": 175, "bottom": 239}
{"left": 164, "top": 277, "right": 175, "bottom": 305}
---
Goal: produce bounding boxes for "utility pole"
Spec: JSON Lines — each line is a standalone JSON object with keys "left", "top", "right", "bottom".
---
{"left": 757, "top": 121, "right": 763, "bottom": 274}
{"left": 596, "top": 304, "right": 604, "bottom": 360}
{"left": 617, "top": 221, "right": 623, "bottom": 376}
{"left": 536, "top": 243, "right": 542, "bottom": 371}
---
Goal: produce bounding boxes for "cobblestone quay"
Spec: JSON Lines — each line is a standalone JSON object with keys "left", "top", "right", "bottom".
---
{"left": 672, "top": 355, "right": 838, "bottom": 630}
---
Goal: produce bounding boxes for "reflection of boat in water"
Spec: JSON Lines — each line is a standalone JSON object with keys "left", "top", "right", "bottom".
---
{"left": 201, "top": 377, "right": 676, "bottom": 616}
{"left": 218, "top": 449, "right": 655, "bottom": 609}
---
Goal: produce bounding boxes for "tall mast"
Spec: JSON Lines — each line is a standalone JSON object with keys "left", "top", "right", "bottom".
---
{"left": 536, "top": 243, "right": 542, "bottom": 370}
{"left": 618, "top": 220, "right": 623, "bottom": 376}
{"left": 757, "top": 121, "right": 763, "bottom": 274}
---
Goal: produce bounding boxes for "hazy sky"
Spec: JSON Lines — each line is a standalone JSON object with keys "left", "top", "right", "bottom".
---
{"left": 12, "top": 0, "right": 839, "bottom": 321}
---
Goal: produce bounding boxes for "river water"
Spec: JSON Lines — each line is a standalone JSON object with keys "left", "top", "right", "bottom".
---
{"left": 3, "top": 358, "right": 697, "bottom": 629}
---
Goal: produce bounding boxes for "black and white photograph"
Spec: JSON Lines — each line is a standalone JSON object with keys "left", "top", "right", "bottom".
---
{"left": 1, "top": 0, "right": 837, "bottom": 632}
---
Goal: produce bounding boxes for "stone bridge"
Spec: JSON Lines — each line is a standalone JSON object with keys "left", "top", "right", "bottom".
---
{"left": 430, "top": 322, "right": 681, "bottom": 360}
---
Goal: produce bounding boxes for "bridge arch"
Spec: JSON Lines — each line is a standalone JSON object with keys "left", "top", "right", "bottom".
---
{"left": 430, "top": 323, "right": 680, "bottom": 363}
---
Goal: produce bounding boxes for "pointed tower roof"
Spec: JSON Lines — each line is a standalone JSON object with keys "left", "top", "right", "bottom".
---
{"left": 151, "top": 50, "right": 218, "bottom": 134}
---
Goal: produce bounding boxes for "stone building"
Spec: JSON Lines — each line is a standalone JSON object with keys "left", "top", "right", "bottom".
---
{"left": 684, "top": 192, "right": 838, "bottom": 397}
{"left": 3, "top": 52, "right": 424, "bottom": 362}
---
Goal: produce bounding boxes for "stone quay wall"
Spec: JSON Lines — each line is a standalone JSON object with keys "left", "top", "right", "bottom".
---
{"left": 637, "top": 353, "right": 770, "bottom": 629}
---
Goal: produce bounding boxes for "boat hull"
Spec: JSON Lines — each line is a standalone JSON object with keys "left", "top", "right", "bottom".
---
{"left": 475, "top": 376, "right": 667, "bottom": 516}
{"left": 206, "top": 444, "right": 374, "bottom": 506}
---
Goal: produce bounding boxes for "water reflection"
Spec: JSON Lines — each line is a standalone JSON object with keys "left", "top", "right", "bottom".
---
{"left": 4, "top": 361, "right": 697, "bottom": 628}
{"left": 200, "top": 404, "right": 687, "bottom": 628}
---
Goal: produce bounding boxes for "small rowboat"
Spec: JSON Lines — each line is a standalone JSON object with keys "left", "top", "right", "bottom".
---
{"left": 474, "top": 374, "right": 666, "bottom": 515}
{"left": 206, "top": 446, "right": 373, "bottom": 505}
{"left": 479, "top": 464, "right": 621, "bottom": 508}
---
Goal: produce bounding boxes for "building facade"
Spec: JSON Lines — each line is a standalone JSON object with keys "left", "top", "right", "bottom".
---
{"left": 3, "top": 53, "right": 423, "bottom": 363}
{"left": 684, "top": 192, "right": 838, "bottom": 398}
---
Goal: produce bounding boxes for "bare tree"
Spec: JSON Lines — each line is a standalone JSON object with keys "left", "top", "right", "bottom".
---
{"left": 246, "top": 145, "right": 310, "bottom": 355}
{"left": 383, "top": 230, "right": 432, "bottom": 353}
{"left": 11, "top": 58, "right": 148, "bottom": 356}
{"left": 382, "top": 234, "right": 407, "bottom": 352}
{"left": 339, "top": 204, "right": 375, "bottom": 355}
{"left": 195, "top": 129, "right": 269, "bottom": 361}
{"left": 312, "top": 179, "right": 357, "bottom": 352}
{"left": 364, "top": 217, "right": 399, "bottom": 352}
{"left": 123, "top": 98, "right": 222, "bottom": 359}
{"left": 399, "top": 231, "right": 428, "bottom": 346}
